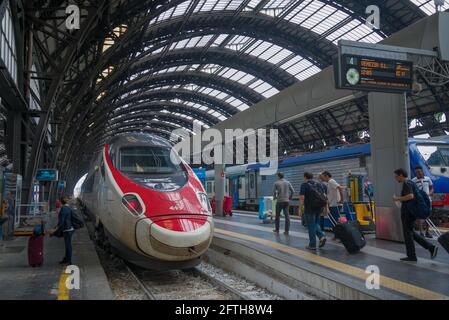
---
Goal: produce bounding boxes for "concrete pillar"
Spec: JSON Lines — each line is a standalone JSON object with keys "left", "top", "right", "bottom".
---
{"left": 368, "top": 92, "right": 409, "bottom": 242}
{"left": 214, "top": 161, "right": 226, "bottom": 217}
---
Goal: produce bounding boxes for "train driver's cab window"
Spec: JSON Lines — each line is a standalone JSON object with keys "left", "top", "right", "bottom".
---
{"left": 119, "top": 146, "right": 181, "bottom": 174}
{"left": 417, "top": 144, "right": 449, "bottom": 177}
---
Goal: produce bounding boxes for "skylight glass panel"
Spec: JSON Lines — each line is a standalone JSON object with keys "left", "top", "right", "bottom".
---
{"left": 246, "top": 0, "right": 264, "bottom": 10}
{"left": 238, "top": 105, "right": 250, "bottom": 111}
{"left": 199, "top": 0, "right": 218, "bottom": 12}
{"left": 280, "top": 55, "right": 304, "bottom": 70}
{"left": 216, "top": 92, "right": 229, "bottom": 100}
{"left": 225, "top": 0, "right": 243, "bottom": 10}
{"left": 261, "top": 87, "right": 279, "bottom": 98}
{"left": 214, "top": 0, "right": 232, "bottom": 10}
{"left": 296, "top": 65, "right": 321, "bottom": 81}
{"left": 212, "top": 34, "right": 229, "bottom": 46}
{"left": 410, "top": 0, "right": 449, "bottom": 15}
{"left": 252, "top": 82, "right": 272, "bottom": 94}
{"left": 248, "top": 79, "right": 265, "bottom": 90}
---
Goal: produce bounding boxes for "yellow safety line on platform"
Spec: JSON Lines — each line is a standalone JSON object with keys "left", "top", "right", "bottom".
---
{"left": 214, "top": 228, "right": 449, "bottom": 300}
{"left": 57, "top": 271, "right": 69, "bottom": 300}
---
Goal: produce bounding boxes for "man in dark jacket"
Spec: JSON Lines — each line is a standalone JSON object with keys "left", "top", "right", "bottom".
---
{"left": 51, "top": 196, "right": 74, "bottom": 265}
{"left": 300, "top": 172, "right": 327, "bottom": 250}
{"left": 393, "top": 168, "right": 438, "bottom": 262}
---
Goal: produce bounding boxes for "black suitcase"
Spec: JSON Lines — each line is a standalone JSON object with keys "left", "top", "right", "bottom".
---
{"left": 438, "top": 233, "right": 449, "bottom": 254}
{"left": 426, "top": 219, "right": 449, "bottom": 254}
{"left": 329, "top": 214, "right": 366, "bottom": 254}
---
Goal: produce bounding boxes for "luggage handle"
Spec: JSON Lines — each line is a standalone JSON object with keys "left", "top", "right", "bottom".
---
{"left": 426, "top": 218, "right": 442, "bottom": 237}
{"left": 327, "top": 210, "right": 339, "bottom": 227}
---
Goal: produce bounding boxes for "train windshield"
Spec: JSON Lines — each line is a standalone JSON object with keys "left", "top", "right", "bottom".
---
{"left": 417, "top": 144, "right": 449, "bottom": 167}
{"left": 119, "top": 146, "right": 181, "bottom": 174}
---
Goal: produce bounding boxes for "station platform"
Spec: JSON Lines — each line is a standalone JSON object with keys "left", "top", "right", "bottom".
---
{"left": 0, "top": 212, "right": 113, "bottom": 300}
{"left": 211, "top": 212, "right": 449, "bottom": 300}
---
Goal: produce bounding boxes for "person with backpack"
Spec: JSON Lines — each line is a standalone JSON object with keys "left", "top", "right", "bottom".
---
{"left": 50, "top": 196, "right": 75, "bottom": 265}
{"left": 273, "top": 172, "right": 295, "bottom": 235}
{"left": 320, "top": 171, "right": 345, "bottom": 241}
{"left": 412, "top": 165, "right": 433, "bottom": 238}
{"left": 300, "top": 172, "right": 327, "bottom": 251}
{"left": 393, "top": 168, "right": 438, "bottom": 262}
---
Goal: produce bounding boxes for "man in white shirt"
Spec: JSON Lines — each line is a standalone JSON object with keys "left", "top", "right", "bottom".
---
{"left": 320, "top": 171, "right": 345, "bottom": 240}
{"left": 412, "top": 166, "right": 434, "bottom": 238}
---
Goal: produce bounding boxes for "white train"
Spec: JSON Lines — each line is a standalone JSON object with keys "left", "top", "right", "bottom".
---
{"left": 79, "top": 133, "right": 214, "bottom": 269}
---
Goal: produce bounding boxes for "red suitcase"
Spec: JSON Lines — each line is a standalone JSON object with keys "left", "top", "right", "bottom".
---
{"left": 28, "top": 235, "right": 44, "bottom": 267}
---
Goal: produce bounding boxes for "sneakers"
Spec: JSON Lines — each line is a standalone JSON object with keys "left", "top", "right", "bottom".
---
{"left": 273, "top": 229, "right": 279, "bottom": 234}
{"left": 305, "top": 246, "right": 317, "bottom": 251}
{"left": 319, "top": 237, "right": 327, "bottom": 248}
{"left": 430, "top": 246, "right": 438, "bottom": 260}
{"left": 284, "top": 231, "right": 289, "bottom": 236}
{"left": 400, "top": 257, "right": 417, "bottom": 262}
{"left": 59, "top": 259, "right": 71, "bottom": 265}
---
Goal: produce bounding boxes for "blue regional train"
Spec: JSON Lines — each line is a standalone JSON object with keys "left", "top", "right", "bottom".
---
{"left": 205, "top": 137, "right": 449, "bottom": 225}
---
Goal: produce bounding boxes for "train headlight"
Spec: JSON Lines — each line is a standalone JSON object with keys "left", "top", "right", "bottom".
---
{"left": 197, "top": 192, "right": 211, "bottom": 214}
{"left": 122, "top": 194, "right": 144, "bottom": 216}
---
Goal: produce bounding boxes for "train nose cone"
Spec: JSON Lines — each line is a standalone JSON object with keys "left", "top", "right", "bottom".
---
{"left": 135, "top": 217, "right": 213, "bottom": 261}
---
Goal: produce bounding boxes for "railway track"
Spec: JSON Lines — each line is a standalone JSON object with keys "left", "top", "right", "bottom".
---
{"left": 125, "top": 262, "right": 251, "bottom": 300}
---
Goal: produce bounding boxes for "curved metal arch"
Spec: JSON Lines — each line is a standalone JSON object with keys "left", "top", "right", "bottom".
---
{"left": 111, "top": 11, "right": 339, "bottom": 71}
{"left": 107, "top": 112, "right": 198, "bottom": 132}
{"left": 108, "top": 47, "right": 297, "bottom": 91}
{"left": 332, "top": 0, "right": 426, "bottom": 36}
{"left": 112, "top": 88, "right": 239, "bottom": 117}
{"left": 111, "top": 101, "right": 221, "bottom": 126}
{"left": 85, "top": 120, "right": 183, "bottom": 151}
{"left": 73, "top": 88, "right": 237, "bottom": 145}
{"left": 110, "top": 71, "right": 264, "bottom": 107}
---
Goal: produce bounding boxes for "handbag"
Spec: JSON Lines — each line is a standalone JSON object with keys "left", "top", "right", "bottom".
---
{"left": 0, "top": 216, "right": 8, "bottom": 226}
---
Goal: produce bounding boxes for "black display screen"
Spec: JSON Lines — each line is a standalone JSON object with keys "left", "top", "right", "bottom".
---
{"left": 338, "top": 54, "right": 413, "bottom": 93}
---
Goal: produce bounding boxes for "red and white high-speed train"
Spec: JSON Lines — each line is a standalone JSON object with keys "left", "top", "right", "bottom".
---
{"left": 79, "top": 133, "right": 213, "bottom": 270}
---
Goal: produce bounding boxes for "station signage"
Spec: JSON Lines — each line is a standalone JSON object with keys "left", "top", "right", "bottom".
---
{"left": 36, "top": 169, "right": 59, "bottom": 182}
{"left": 336, "top": 54, "right": 413, "bottom": 93}
{"left": 58, "top": 181, "right": 66, "bottom": 188}
{"left": 192, "top": 168, "right": 206, "bottom": 181}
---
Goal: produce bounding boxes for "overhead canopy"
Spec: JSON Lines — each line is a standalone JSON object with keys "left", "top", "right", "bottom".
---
{"left": 20, "top": 0, "right": 449, "bottom": 184}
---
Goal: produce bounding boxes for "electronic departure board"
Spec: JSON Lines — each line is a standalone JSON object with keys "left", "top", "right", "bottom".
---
{"left": 35, "top": 169, "right": 59, "bottom": 182}
{"left": 336, "top": 54, "right": 413, "bottom": 93}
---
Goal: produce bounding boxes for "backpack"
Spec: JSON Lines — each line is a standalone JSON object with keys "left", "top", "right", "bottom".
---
{"left": 70, "top": 209, "right": 85, "bottom": 230}
{"left": 33, "top": 223, "right": 45, "bottom": 236}
{"left": 308, "top": 181, "right": 328, "bottom": 209}
{"left": 406, "top": 181, "right": 431, "bottom": 219}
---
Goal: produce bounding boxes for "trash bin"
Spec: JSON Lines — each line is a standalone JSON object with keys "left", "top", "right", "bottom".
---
{"left": 259, "top": 197, "right": 274, "bottom": 220}
{"left": 210, "top": 197, "right": 216, "bottom": 215}
{"left": 223, "top": 196, "right": 233, "bottom": 216}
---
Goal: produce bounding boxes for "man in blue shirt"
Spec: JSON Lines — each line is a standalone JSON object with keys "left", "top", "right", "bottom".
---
{"left": 300, "top": 172, "right": 327, "bottom": 251}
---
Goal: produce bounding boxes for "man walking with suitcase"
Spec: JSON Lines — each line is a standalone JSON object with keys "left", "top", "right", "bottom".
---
{"left": 273, "top": 172, "right": 295, "bottom": 235}
{"left": 393, "top": 169, "right": 438, "bottom": 262}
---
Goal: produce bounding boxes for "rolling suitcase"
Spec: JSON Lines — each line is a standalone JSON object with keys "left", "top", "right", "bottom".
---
{"left": 329, "top": 213, "right": 366, "bottom": 254}
{"left": 28, "top": 235, "right": 44, "bottom": 267}
{"left": 426, "top": 219, "right": 449, "bottom": 254}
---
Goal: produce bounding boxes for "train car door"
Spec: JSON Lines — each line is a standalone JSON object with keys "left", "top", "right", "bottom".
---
{"left": 238, "top": 176, "right": 246, "bottom": 208}
{"left": 248, "top": 170, "right": 257, "bottom": 202}
{"left": 230, "top": 177, "right": 239, "bottom": 208}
